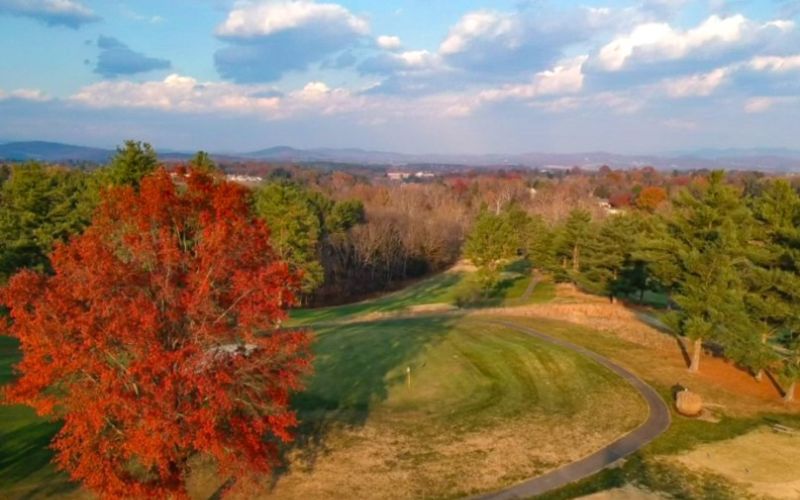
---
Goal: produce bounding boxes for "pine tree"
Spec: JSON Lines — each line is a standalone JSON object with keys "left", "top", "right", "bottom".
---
{"left": 252, "top": 181, "right": 324, "bottom": 294}
{"left": 581, "top": 213, "right": 649, "bottom": 301}
{"left": 106, "top": 140, "right": 158, "bottom": 188}
{"left": 743, "top": 180, "right": 800, "bottom": 381}
{"left": 658, "top": 171, "right": 754, "bottom": 373}
{"left": 555, "top": 209, "right": 592, "bottom": 279}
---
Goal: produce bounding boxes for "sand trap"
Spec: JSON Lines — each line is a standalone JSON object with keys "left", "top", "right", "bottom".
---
{"left": 673, "top": 426, "right": 800, "bottom": 499}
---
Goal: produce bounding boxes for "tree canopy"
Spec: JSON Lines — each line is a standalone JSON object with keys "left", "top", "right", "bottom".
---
{"left": 1, "top": 169, "right": 313, "bottom": 497}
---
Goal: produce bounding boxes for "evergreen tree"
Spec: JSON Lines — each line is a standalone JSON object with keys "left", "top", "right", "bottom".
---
{"left": 526, "top": 214, "right": 556, "bottom": 272}
{"left": 189, "top": 150, "right": 219, "bottom": 174}
{"left": 581, "top": 213, "right": 649, "bottom": 301}
{"left": 0, "top": 164, "right": 92, "bottom": 281}
{"left": 745, "top": 179, "right": 800, "bottom": 391}
{"left": 464, "top": 206, "right": 524, "bottom": 290}
{"left": 106, "top": 140, "right": 158, "bottom": 188}
{"left": 252, "top": 181, "right": 324, "bottom": 294}
{"left": 555, "top": 208, "right": 592, "bottom": 278}
{"left": 658, "top": 171, "right": 754, "bottom": 373}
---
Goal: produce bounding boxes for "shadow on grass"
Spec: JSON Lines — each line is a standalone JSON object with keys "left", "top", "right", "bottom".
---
{"left": 1, "top": 336, "right": 80, "bottom": 499}
{"left": 272, "top": 315, "right": 458, "bottom": 487}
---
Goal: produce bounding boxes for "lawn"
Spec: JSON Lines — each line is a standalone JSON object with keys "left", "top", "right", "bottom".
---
{"left": 289, "top": 262, "right": 555, "bottom": 326}
{"left": 196, "top": 317, "right": 648, "bottom": 499}
{"left": 1, "top": 317, "right": 647, "bottom": 499}
{"left": 0, "top": 337, "right": 84, "bottom": 499}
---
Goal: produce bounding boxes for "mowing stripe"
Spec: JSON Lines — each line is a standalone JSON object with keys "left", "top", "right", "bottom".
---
{"left": 473, "top": 320, "right": 671, "bottom": 500}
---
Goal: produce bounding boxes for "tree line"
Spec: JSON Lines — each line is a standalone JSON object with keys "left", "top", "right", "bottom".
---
{"left": 465, "top": 171, "right": 800, "bottom": 402}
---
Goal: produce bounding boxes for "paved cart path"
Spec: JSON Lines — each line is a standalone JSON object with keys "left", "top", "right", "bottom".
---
{"left": 475, "top": 320, "right": 671, "bottom": 500}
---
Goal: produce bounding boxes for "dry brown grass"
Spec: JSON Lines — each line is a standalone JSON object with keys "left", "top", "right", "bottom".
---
{"left": 672, "top": 427, "right": 800, "bottom": 499}
{"left": 243, "top": 406, "right": 642, "bottom": 500}
{"left": 578, "top": 485, "right": 667, "bottom": 499}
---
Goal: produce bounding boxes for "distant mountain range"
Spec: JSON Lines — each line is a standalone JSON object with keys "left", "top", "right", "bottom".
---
{"left": 3, "top": 140, "right": 800, "bottom": 171}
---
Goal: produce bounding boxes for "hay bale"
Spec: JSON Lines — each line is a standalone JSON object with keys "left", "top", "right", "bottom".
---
{"left": 676, "top": 390, "right": 703, "bottom": 417}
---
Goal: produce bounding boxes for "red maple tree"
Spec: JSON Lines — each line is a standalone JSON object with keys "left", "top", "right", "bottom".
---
{"left": 1, "top": 168, "right": 313, "bottom": 498}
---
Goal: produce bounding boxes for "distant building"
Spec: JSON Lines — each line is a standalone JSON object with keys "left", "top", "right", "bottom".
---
{"left": 387, "top": 172, "right": 412, "bottom": 181}
{"left": 226, "top": 174, "right": 263, "bottom": 184}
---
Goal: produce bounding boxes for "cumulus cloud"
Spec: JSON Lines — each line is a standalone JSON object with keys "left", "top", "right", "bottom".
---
{"left": 436, "top": 9, "right": 592, "bottom": 77}
{"left": 214, "top": 0, "right": 369, "bottom": 83}
{"left": 596, "top": 14, "right": 794, "bottom": 71}
{"left": 477, "top": 56, "right": 588, "bottom": 104}
{"left": 0, "top": 0, "right": 98, "bottom": 27}
{"left": 359, "top": 49, "right": 442, "bottom": 75}
{"left": 94, "top": 36, "right": 171, "bottom": 78}
{"left": 69, "top": 74, "right": 363, "bottom": 118}
{"left": 376, "top": 35, "right": 401, "bottom": 50}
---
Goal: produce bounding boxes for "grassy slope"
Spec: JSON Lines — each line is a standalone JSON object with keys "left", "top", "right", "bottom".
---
{"left": 290, "top": 265, "right": 555, "bottom": 326}
{"left": 495, "top": 316, "right": 800, "bottom": 500}
{"left": 0, "top": 337, "right": 84, "bottom": 499}
{"left": 255, "top": 317, "right": 647, "bottom": 499}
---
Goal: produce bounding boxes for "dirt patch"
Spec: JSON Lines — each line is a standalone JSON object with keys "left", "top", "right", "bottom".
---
{"left": 406, "top": 303, "right": 458, "bottom": 314}
{"left": 672, "top": 426, "right": 800, "bottom": 499}
{"left": 448, "top": 259, "right": 477, "bottom": 273}
{"left": 579, "top": 485, "right": 667, "bottom": 499}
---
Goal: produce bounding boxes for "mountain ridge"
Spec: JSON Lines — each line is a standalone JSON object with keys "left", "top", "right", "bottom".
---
{"left": 3, "top": 140, "right": 800, "bottom": 171}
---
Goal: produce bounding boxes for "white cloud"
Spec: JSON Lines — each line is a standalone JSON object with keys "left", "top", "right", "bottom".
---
{"left": 439, "top": 10, "right": 515, "bottom": 55}
{"left": 597, "top": 14, "right": 794, "bottom": 71}
{"left": 214, "top": 0, "right": 370, "bottom": 82}
{"left": 0, "top": 0, "right": 98, "bottom": 27}
{"left": 664, "top": 67, "right": 730, "bottom": 97}
{"left": 477, "top": 56, "right": 587, "bottom": 103}
{"left": 748, "top": 54, "right": 800, "bottom": 72}
{"left": 0, "top": 87, "right": 49, "bottom": 102}
{"left": 376, "top": 35, "right": 401, "bottom": 50}
{"left": 216, "top": 0, "right": 368, "bottom": 38}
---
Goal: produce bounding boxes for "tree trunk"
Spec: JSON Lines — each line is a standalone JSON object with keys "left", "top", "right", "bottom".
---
{"left": 689, "top": 338, "right": 702, "bottom": 373}
{"left": 755, "top": 333, "right": 768, "bottom": 382}
{"left": 785, "top": 380, "right": 796, "bottom": 403}
{"left": 572, "top": 244, "right": 579, "bottom": 271}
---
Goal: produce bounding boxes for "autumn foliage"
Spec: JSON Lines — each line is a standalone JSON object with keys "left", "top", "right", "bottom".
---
{"left": 0, "top": 168, "right": 313, "bottom": 498}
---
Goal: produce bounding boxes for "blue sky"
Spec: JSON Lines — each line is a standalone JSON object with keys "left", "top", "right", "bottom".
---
{"left": 0, "top": 0, "right": 799, "bottom": 154}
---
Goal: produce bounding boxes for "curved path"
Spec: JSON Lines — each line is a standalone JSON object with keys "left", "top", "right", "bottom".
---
{"left": 474, "top": 320, "right": 671, "bottom": 500}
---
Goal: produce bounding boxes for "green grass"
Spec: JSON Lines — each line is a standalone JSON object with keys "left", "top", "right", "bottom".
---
{"left": 290, "top": 262, "right": 556, "bottom": 326}
{"left": 276, "top": 316, "right": 647, "bottom": 498}
{"left": 295, "top": 317, "right": 641, "bottom": 430}
{"left": 289, "top": 272, "right": 468, "bottom": 325}
{"left": 1, "top": 316, "right": 646, "bottom": 499}
{"left": 0, "top": 337, "right": 83, "bottom": 499}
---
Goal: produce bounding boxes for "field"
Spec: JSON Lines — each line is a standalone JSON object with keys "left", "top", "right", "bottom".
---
{"left": 4, "top": 263, "right": 800, "bottom": 499}
{"left": 193, "top": 317, "right": 647, "bottom": 498}
{"left": 0, "top": 271, "right": 640, "bottom": 499}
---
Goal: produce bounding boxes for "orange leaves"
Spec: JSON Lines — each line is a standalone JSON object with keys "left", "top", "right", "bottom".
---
{"left": 1, "top": 167, "right": 313, "bottom": 498}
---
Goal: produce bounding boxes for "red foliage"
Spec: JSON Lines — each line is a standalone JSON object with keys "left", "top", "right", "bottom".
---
{"left": 635, "top": 186, "right": 668, "bottom": 212}
{"left": 608, "top": 191, "right": 633, "bottom": 208}
{"left": 1, "top": 169, "right": 313, "bottom": 498}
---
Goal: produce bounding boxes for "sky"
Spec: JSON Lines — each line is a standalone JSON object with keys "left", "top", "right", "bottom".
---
{"left": 0, "top": 0, "right": 799, "bottom": 154}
